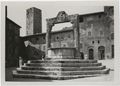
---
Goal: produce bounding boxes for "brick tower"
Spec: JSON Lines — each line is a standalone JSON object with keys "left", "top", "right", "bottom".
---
{"left": 26, "top": 7, "right": 42, "bottom": 35}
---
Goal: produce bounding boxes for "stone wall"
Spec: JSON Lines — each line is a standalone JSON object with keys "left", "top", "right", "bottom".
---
{"left": 6, "top": 18, "right": 21, "bottom": 67}
{"left": 79, "top": 6, "right": 114, "bottom": 59}
{"left": 23, "top": 30, "right": 74, "bottom": 59}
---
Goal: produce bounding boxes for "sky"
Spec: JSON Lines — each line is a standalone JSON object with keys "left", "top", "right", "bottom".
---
{"left": 2, "top": 1, "right": 104, "bottom": 36}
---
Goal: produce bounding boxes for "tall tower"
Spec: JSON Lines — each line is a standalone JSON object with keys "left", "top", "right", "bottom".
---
{"left": 26, "top": 7, "right": 42, "bottom": 35}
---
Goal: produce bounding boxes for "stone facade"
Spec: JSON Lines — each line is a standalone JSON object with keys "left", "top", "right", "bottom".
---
{"left": 79, "top": 6, "right": 114, "bottom": 59}
{"left": 22, "top": 6, "right": 114, "bottom": 60}
{"left": 6, "top": 18, "right": 21, "bottom": 67}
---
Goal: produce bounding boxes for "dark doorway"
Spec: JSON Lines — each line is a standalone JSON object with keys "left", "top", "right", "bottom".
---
{"left": 111, "top": 45, "right": 114, "bottom": 58}
{"left": 98, "top": 46, "right": 105, "bottom": 60}
{"left": 80, "top": 52, "right": 84, "bottom": 59}
{"left": 89, "top": 49, "right": 94, "bottom": 60}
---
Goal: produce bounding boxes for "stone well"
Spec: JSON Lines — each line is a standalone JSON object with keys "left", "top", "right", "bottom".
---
{"left": 47, "top": 48, "right": 75, "bottom": 59}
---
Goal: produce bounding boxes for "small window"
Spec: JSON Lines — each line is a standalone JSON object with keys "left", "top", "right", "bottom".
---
{"left": 80, "top": 43, "right": 83, "bottom": 48}
{"left": 43, "top": 36, "right": 45, "bottom": 40}
{"left": 111, "top": 33, "right": 114, "bottom": 40}
{"left": 63, "top": 45, "right": 66, "bottom": 47}
{"left": 91, "top": 24, "right": 93, "bottom": 29}
{"left": 98, "top": 40, "right": 100, "bottom": 44}
{"left": 80, "top": 17, "right": 84, "bottom": 22}
{"left": 43, "top": 46, "right": 46, "bottom": 50}
{"left": 68, "top": 34, "right": 71, "bottom": 38}
{"left": 100, "top": 31, "right": 103, "bottom": 36}
{"left": 98, "top": 15, "right": 101, "bottom": 18}
{"left": 36, "top": 37, "right": 39, "bottom": 41}
{"left": 56, "top": 36, "right": 59, "bottom": 40}
{"left": 88, "top": 31, "right": 91, "bottom": 36}
{"left": 92, "top": 41, "right": 94, "bottom": 44}
{"left": 61, "top": 36, "right": 64, "bottom": 40}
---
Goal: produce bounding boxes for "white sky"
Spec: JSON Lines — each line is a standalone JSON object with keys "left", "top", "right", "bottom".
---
{"left": 3, "top": 2, "right": 104, "bottom": 36}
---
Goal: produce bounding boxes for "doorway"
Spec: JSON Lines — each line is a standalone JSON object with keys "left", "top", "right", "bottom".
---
{"left": 98, "top": 46, "right": 105, "bottom": 60}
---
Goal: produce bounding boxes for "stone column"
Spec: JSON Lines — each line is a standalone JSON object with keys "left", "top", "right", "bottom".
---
{"left": 46, "top": 20, "right": 54, "bottom": 57}
{"left": 71, "top": 15, "right": 80, "bottom": 58}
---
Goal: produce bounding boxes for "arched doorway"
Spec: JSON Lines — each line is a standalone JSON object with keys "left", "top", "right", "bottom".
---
{"left": 89, "top": 49, "right": 94, "bottom": 60}
{"left": 98, "top": 46, "right": 105, "bottom": 60}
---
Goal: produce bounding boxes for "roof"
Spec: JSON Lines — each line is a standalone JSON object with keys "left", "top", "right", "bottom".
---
{"left": 79, "top": 12, "right": 105, "bottom": 17}
{"left": 7, "top": 17, "right": 21, "bottom": 28}
{"left": 26, "top": 7, "right": 42, "bottom": 11}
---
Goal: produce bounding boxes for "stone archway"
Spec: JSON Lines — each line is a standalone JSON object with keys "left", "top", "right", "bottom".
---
{"left": 98, "top": 46, "right": 105, "bottom": 60}
{"left": 46, "top": 11, "right": 80, "bottom": 57}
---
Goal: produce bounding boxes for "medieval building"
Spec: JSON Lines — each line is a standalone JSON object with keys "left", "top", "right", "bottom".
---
{"left": 21, "top": 6, "right": 114, "bottom": 60}
{"left": 5, "top": 6, "right": 21, "bottom": 67}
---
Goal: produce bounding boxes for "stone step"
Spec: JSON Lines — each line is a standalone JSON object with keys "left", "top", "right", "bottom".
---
{"left": 14, "top": 68, "right": 110, "bottom": 76}
{"left": 45, "top": 58, "right": 97, "bottom": 62}
{"left": 25, "top": 62, "right": 102, "bottom": 67}
{"left": 13, "top": 71, "right": 106, "bottom": 80}
{"left": 46, "top": 57, "right": 82, "bottom": 60}
{"left": 21, "top": 66, "right": 106, "bottom": 71}
{"left": 28, "top": 59, "right": 97, "bottom": 63}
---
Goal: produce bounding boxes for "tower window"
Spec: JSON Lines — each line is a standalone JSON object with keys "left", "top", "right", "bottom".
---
{"left": 92, "top": 41, "right": 94, "bottom": 44}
